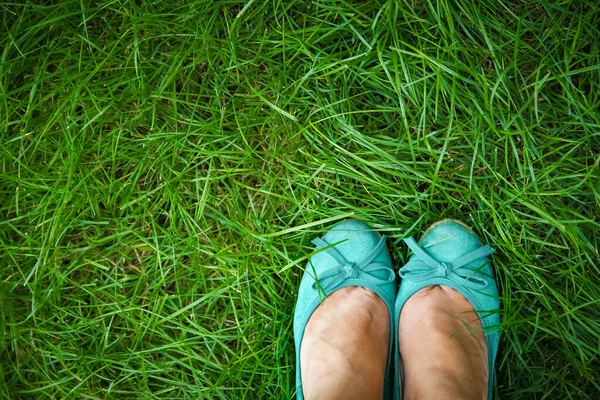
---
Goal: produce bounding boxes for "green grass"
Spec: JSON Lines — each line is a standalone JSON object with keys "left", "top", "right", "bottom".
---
{"left": 1, "top": 0, "right": 600, "bottom": 398}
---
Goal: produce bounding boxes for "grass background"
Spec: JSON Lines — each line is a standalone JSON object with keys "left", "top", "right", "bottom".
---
{"left": 1, "top": 0, "right": 600, "bottom": 398}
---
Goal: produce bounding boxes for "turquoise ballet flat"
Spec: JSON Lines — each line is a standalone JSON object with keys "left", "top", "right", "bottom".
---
{"left": 393, "top": 219, "right": 501, "bottom": 400}
{"left": 293, "top": 220, "right": 397, "bottom": 399}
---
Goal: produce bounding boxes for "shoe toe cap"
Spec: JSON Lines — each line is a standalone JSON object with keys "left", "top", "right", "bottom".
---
{"left": 419, "top": 220, "right": 484, "bottom": 264}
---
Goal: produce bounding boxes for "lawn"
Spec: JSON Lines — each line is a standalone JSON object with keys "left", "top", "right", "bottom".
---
{"left": 1, "top": 0, "right": 599, "bottom": 398}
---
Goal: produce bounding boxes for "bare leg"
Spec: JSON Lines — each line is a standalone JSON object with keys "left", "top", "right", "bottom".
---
{"left": 399, "top": 285, "right": 488, "bottom": 400}
{"left": 300, "top": 287, "right": 389, "bottom": 400}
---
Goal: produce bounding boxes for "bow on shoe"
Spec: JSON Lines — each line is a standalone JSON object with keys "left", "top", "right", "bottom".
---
{"left": 310, "top": 235, "right": 395, "bottom": 292}
{"left": 399, "top": 236, "right": 495, "bottom": 290}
